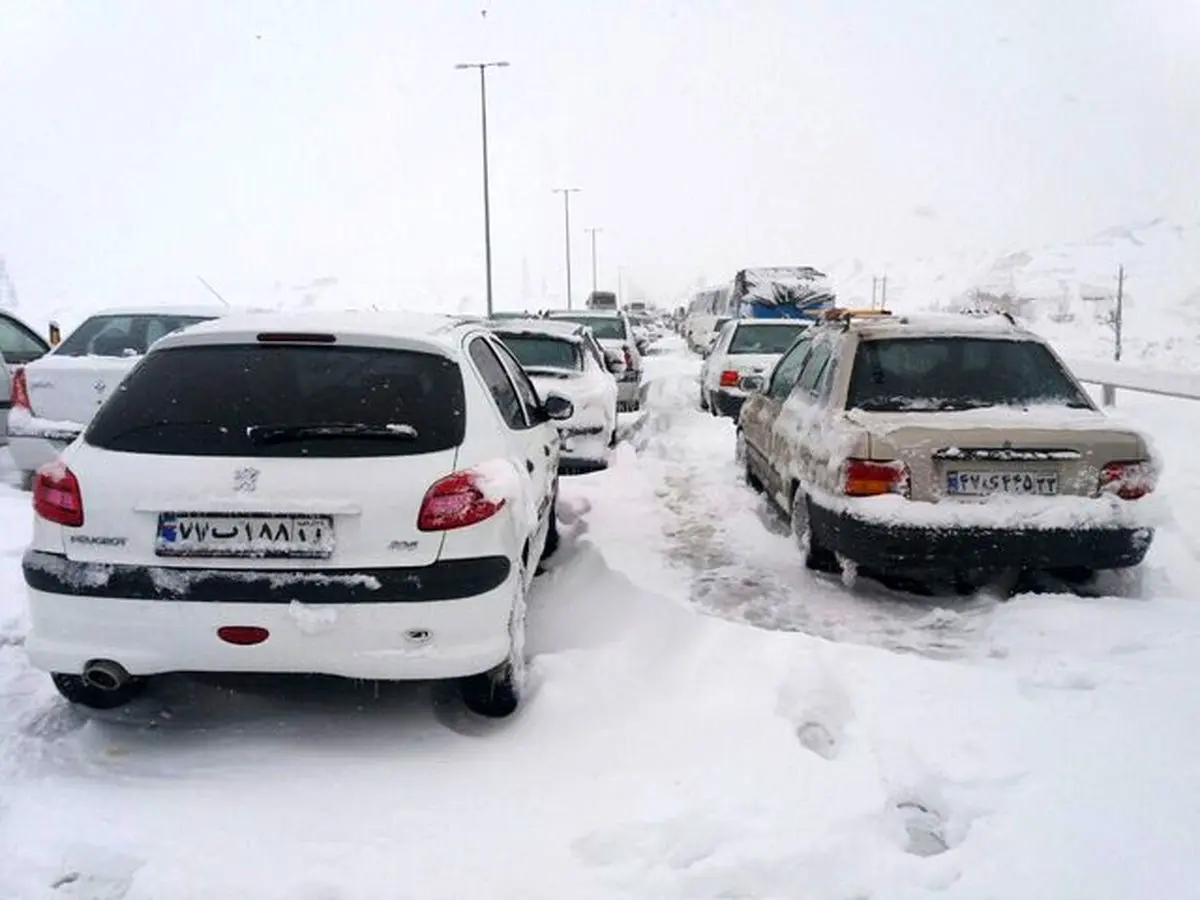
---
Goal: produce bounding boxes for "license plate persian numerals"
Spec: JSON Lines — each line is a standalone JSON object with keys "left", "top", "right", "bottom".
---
{"left": 155, "top": 512, "right": 336, "bottom": 559}
{"left": 946, "top": 470, "right": 1058, "bottom": 497}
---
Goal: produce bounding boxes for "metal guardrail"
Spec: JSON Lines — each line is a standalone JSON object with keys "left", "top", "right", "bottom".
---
{"left": 1065, "top": 358, "right": 1200, "bottom": 405}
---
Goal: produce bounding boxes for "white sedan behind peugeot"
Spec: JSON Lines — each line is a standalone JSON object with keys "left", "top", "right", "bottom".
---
{"left": 8, "top": 306, "right": 226, "bottom": 487}
{"left": 489, "top": 318, "right": 622, "bottom": 474}
{"left": 22, "top": 311, "right": 574, "bottom": 718}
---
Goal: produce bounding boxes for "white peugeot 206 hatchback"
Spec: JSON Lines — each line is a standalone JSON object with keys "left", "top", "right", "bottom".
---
{"left": 22, "top": 312, "right": 573, "bottom": 718}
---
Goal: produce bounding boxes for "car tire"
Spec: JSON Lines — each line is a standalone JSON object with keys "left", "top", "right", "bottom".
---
{"left": 699, "top": 389, "right": 709, "bottom": 411}
{"left": 790, "top": 487, "right": 839, "bottom": 574}
{"left": 708, "top": 392, "right": 719, "bottom": 416}
{"left": 18, "top": 470, "right": 34, "bottom": 492}
{"left": 460, "top": 587, "right": 526, "bottom": 719}
{"left": 542, "top": 504, "right": 561, "bottom": 559}
{"left": 50, "top": 672, "right": 147, "bottom": 710}
{"left": 736, "top": 430, "right": 762, "bottom": 492}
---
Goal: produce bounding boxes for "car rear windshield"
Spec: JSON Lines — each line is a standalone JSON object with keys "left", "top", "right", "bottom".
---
{"left": 728, "top": 324, "right": 808, "bottom": 354}
{"left": 846, "top": 337, "right": 1093, "bottom": 412}
{"left": 56, "top": 314, "right": 215, "bottom": 358}
{"left": 86, "top": 344, "right": 466, "bottom": 457}
{"left": 548, "top": 315, "right": 627, "bottom": 340}
{"left": 496, "top": 335, "right": 583, "bottom": 371}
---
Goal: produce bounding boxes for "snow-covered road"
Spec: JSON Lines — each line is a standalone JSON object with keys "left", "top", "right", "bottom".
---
{"left": 2, "top": 337, "right": 1199, "bottom": 899}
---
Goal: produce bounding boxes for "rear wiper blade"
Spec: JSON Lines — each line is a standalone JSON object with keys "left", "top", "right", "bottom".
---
{"left": 246, "top": 422, "right": 419, "bottom": 444}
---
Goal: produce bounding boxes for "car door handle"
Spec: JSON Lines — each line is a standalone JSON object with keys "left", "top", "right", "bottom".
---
{"left": 526, "top": 459, "right": 535, "bottom": 473}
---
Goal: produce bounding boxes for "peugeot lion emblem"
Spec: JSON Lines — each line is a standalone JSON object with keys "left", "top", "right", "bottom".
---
{"left": 233, "top": 467, "right": 260, "bottom": 492}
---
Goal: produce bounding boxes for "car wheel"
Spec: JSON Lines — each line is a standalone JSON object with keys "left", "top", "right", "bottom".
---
{"left": 50, "top": 672, "right": 146, "bottom": 710}
{"left": 542, "top": 503, "right": 561, "bottom": 559}
{"left": 708, "top": 392, "right": 719, "bottom": 416}
{"left": 18, "top": 470, "right": 34, "bottom": 492}
{"left": 790, "top": 487, "right": 839, "bottom": 574}
{"left": 737, "top": 430, "right": 762, "bottom": 492}
{"left": 699, "top": 389, "right": 709, "bottom": 411}
{"left": 460, "top": 587, "right": 526, "bottom": 719}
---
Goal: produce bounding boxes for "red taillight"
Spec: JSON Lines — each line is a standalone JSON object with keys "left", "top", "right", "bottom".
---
{"left": 1099, "top": 460, "right": 1155, "bottom": 500}
{"left": 417, "top": 471, "right": 506, "bottom": 531}
{"left": 623, "top": 346, "right": 634, "bottom": 370}
{"left": 719, "top": 369, "right": 740, "bottom": 387}
{"left": 10, "top": 366, "right": 31, "bottom": 412}
{"left": 217, "top": 626, "right": 270, "bottom": 646}
{"left": 842, "top": 458, "right": 909, "bottom": 497}
{"left": 33, "top": 462, "right": 84, "bottom": 527}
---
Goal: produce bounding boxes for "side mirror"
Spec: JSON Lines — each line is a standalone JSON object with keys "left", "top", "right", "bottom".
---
{"left": 739, "top": 375, "right": 765, "bottom": 393}
{"left": 543, "top": 393, "right": 575, "bottom": 422}
{"left": 48, "top": 321, "right": 62, "bottom": 347}
{"left": 604, "top": 349, "right": 626, "bottom": 375}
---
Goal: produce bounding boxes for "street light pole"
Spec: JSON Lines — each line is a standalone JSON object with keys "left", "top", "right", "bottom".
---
{"left": 455, "top": 60, "right": 509, "bottom": 317}
{"left": 553, "top": 187, "right": 580, "bottom": 308}
{"left": 584, "top": 227, "right": 603, "bottom": 296}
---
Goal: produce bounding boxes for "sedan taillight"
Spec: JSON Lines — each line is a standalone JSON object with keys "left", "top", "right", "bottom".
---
{"left": 841, "top": 459, "right": 909, "bottom": 498}
{"left": 1099, "top": 460, "right": 1155, "bottom": 500}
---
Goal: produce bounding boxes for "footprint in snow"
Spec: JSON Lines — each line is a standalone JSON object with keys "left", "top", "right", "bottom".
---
{"left": 893, "top": 800, "right": 950, "bottom": 857}
{"left": 48, "top": 845, "right": 144, "bottom": 899}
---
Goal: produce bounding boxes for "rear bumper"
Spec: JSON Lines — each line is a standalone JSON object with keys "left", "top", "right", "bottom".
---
{"left": 711, "top": 389, "right": 746, "bottom": 419}
{"left": 616, "top": 377, "right": 641, "bottom": 406}
{"left": 558, "top": 426, "right": 609, "bottom": 475}
{"left": 22, "top": 551, "right": 517, "bottom": 680}
{"left": 808, "top": 505, "right": 1154, "bottom": 574}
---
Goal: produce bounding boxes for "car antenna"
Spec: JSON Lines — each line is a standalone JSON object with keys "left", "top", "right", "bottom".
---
{"left": 197, "top": 275, "right": 230, "bottom": 307}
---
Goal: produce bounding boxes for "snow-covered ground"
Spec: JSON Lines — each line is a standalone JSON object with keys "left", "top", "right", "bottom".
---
{"left": 2, "top": 335, "right": 1199, "bottom": 899}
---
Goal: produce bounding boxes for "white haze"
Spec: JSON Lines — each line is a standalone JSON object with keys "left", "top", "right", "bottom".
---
{"left": 0, "top": 0, "right": 1197, "bottom": 319}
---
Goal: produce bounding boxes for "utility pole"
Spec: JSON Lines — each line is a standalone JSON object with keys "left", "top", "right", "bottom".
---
{"left": 584, "top": 227, "right": 603, "bottom": 296}
{"left": 455, "top": 60, "right": 510, "bottom": 317}
{"left": 552, "top": 187, "right": 581, "bottom": 308}
{"left": 1102, "top": 264, "right": 1126, "bottom": 407}
{"left": 1114, "top": 264, "right": 1125, "bottom": 363}
{"left": 871, "top": 276, "right": 878, "bottom": 309}
{"left": 881, "top": 274, "right": 888, "bottom": 309}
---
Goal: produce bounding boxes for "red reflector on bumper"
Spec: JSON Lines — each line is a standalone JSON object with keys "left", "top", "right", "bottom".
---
{"left": 217, "top": 626, "right": 270, "bottom": 646}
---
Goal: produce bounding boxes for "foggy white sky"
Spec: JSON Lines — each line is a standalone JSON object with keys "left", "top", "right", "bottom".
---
{"left": 1, "top": 0, "right": 1197, "bottom": 319}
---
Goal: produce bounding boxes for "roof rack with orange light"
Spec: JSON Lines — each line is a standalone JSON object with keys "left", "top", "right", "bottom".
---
{"left": 818, "top": 307, "right": 894, "bottom": 325}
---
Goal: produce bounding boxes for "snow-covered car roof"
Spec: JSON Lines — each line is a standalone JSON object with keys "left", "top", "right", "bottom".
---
{"left": 820, "top": 310, "right": 1036, "bottom": 341}
{"left": 544, "top": 309, "right": 624, "bottom": 319}
{"left": 488, "top": 318, "right": 587, "bottom": 343}
{"left": 78, "top": 305, "right": 236, "bottom": 319}
{"left": 148, "top": 310, "right": 481, "bottom": 354}
{"left": 728, "top": 318, "right": 815, "bottom": 327}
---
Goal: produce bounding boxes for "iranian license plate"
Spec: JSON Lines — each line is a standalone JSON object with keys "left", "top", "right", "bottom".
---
{"left": 946, "top": 470, "right": 1058, "bottom": 497}
{"left": 155, "top": 513, "right": 335, "bottom": 559}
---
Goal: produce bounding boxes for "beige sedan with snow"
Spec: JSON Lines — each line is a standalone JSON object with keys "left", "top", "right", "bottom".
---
{"left": 736, "top": 309, "right": 1160, "bottom": 589}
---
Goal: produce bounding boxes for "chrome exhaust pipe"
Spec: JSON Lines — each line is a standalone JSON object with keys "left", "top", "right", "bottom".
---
{"left": 81, "top": 659, "right": 131, "bottom": 692}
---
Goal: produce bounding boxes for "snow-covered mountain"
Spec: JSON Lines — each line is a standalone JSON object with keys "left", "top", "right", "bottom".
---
{"left": 824, "top": 217, "right": 1200, "bottom": 371}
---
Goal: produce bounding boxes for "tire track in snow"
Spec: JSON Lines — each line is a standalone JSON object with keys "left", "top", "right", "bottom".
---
{"left": 630, "top": 345, "right": 993, "bottom": 660}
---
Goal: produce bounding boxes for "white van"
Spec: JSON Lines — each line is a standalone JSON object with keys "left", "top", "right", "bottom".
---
{"left": 684, "top": 286, "right": 733, "bottom": 353}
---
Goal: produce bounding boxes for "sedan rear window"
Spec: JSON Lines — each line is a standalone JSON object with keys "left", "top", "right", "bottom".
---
{"left": 495, "top": 335, "right": 583, "bottom": 372}
{"left": 728, "top": 323, "right": 808, "bottom": 354}
{"left": 55, "top": 314, "right": 215, "bottom": 358}
{"left": 846, "top": 337, "right": 1093, "bottom": 412}
{"left": 547, "top": 315, "right": 627, "bottom": 340}
{"left": 86, "top": 345, "right": 466, "bottom": 457}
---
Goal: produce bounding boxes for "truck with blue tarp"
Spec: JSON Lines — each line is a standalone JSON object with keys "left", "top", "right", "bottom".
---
{"left": 732, "top": 266, "right": 836, "bottom": 321}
